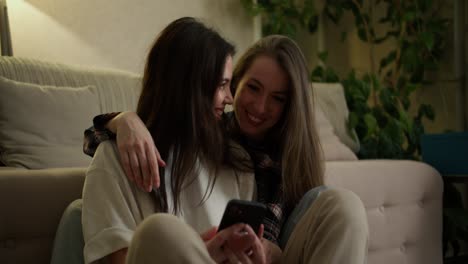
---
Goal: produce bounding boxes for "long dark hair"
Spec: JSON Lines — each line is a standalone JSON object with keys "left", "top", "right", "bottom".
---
{"left": 137, "top": 17, "right": 236, "bottom": 213}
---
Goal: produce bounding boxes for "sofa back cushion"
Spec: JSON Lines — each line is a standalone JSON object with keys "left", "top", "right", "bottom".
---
{"left": 0, "top": 57, "right": 141, "bottom": 113}
{"left": 315, "top": 106, "right": 358, "bottom": 161}
{"left": 312, "top": 82, "right": 360, "bottom": 153}
{"left": 311, "top": 82, "right": 359, "bottom": 161}
{"left": 0, "top": 57, "right": 141, "bottom": 169}
{"left": 0, "top": 77, "right": 100, "bottom": 168}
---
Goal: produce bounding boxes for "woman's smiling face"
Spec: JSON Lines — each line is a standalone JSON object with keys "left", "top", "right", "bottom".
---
{"left": 234, "top": 55, "right": 289, "bottom": 140}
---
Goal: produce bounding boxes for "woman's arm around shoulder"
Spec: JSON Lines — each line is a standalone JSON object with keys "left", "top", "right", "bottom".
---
{"left": 84, "top": 111, "right": 166, "bottom": 192}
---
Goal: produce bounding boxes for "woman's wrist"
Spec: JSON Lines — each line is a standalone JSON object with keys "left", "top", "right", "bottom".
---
{"left": 105, "top": 113, "right": 121, "bottom": 133}
{"left": 106, "top": 111, "right": 135, "bottom": 133}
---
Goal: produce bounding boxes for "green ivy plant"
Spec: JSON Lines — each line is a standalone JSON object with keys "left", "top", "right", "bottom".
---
{"left": 241, "top": 0, "right": 467, "bottom": 256}
{"left": 312, "top": 53, "right": 437, "bottom": 160}
{"left": 321, "top": 0, "right": 448, "bottom": 160}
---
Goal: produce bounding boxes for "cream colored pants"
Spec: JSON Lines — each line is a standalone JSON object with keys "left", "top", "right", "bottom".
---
{"left": 126, "top": 188, "right": 369, "bottom": 264}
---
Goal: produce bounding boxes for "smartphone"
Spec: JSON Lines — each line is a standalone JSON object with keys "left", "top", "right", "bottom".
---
{"left": 218, "top": 199, "right": 267, "bottom": 233}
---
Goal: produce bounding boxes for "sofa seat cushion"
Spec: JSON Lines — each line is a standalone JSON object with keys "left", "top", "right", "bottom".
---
{"left": 0, "top": 77, "right": 100, "bottom": 168}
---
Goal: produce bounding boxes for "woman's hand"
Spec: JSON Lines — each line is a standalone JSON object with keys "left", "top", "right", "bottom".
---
{"left": 201, "top": 224, "right": 267, "bottom": 264}
{"left": 106, "top": 111, "right": 166, "bottom": 192}
{"left": 223, "top": 224, "right": 267, "bottom": 264}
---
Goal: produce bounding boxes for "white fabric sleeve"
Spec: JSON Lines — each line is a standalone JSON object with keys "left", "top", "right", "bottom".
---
{"left": 82, "top": 141, "right": 158, "bottom": 264}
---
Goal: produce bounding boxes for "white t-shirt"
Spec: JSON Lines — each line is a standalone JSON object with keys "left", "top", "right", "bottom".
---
{"left": 82, "top": 141, "right": 255, "bottom": 264}
{"left": 163, "top": 151, "right": 255, "bottom": 232}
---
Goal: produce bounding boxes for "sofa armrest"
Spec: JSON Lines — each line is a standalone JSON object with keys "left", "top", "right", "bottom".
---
{"left": 0, "top": 167, "right": 86, "bottom": 263}
{"left": 324, "top": 160, "right": 443, "bottom": 264}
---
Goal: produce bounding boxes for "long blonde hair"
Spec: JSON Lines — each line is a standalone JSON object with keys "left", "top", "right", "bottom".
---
{"left": 231, "top": 35, "right": 324, "bottom": 206}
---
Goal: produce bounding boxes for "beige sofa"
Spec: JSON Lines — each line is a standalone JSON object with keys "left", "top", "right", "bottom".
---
{"left": 0, "top": 57, "right": 443, "bottom": 264}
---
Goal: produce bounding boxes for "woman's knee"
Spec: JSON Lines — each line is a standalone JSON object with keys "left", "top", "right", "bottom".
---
{"left": 129, "top": 214, "right": 206, "bottom": 261}
{"left": 280, "top": 188, "right": 368, "bottom": 250}
{"left": 132, "top": 214, "right": 185, "bottom": 243}
{"left": 301, "top": 185, "right": 329, "bottom": 204}
{"left": 128, "top": 214, "right": 213, "bottom": 263}
{"left": 56, "top": 199, "right": 83, "bottom": 232}
{"left": 324, "top": 188, "right": 365, "bottom": 214}
{"left": 64, "top": 199, "right": 83, "bottom": 220}
{"left": 51, "top": 199, "right": 84, "bottom": 264}
{"left": 317, "top": 188, "right": 368, "bottom": 233}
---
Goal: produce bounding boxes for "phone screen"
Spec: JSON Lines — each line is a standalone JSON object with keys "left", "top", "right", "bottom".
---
{"left": 218, "top": 199, "right": 267, "bottom": 233}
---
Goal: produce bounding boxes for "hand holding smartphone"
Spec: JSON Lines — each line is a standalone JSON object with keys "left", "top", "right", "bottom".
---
{"left": 218, "top": 199, "right": 267, "bottom": 234}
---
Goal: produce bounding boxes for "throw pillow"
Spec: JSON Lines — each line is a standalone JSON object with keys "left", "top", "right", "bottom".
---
{"left": 0, "top": 77, "right": 100, "bottom": 169}
{"left": 313, "top": 82, "right": 360, "bottom": 153}
{"left": 315, "top": 105, "right": 358, "bottom": 161}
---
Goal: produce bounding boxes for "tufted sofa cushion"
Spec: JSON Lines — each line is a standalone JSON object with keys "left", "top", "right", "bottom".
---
{"left": 325, "top": 160, "right": 443, "bottom": 264}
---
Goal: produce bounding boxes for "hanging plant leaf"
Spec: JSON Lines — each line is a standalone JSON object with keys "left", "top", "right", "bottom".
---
{"left": 318, "top": 51, "right": 329, "bottom": 62}
{"left": 420, "top": 31, "right": 435, "bottom": 50}
{"left": 379, "top": 50, "right": 397, "bottom": 73}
